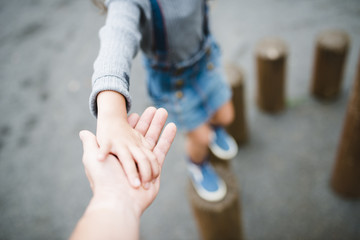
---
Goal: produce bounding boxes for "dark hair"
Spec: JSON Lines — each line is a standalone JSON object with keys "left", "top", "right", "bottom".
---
{"left": 92, "top": 0, "right": 107, "bottom": 13}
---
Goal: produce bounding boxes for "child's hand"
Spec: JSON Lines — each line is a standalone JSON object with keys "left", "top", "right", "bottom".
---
{"left": 97, "top": 107, "right": 168, "bottom": 189}
{"left": 96, "top": 91, "right": 170, "bottom": 189}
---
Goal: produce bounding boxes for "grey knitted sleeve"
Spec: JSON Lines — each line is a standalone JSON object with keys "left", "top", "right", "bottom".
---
{"left": 89, "top": 0, "right": 148, "bottom": 117}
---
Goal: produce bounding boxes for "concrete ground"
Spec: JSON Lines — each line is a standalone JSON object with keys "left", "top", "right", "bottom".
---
{"left": 0, "top": 0, "right": 359, "bottom": 239}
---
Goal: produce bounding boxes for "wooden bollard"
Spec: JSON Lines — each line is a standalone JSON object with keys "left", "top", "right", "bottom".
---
{"left": 330, "top": 52, "right": 360, "bottom": 199}
{"left": 187, "top": 63, "right": 247, "bottom": 239}
{"left": 255, "top": 37, "right": 288, "bottom": 113}
{"left": 225, "top": 63, "right": 248, "bottom": 146}
{"left": 188, "top": 166, "right": 244, "bottom": 240}
{"left": 311, "top": 29, "right": 350, "bottom": 100}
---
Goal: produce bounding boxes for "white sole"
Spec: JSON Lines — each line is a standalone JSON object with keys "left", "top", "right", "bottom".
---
{"left": 209, "top": 135, "right": 238, "bottom": 160}
{"left": 191, "top": 178, "right": 227, "bottom": 202}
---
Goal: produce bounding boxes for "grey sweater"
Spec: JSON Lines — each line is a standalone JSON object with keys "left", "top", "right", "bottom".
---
{"left": 90, "top": 0, "right": 208, "bottom": 116}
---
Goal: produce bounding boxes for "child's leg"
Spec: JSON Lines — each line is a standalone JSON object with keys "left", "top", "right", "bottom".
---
{"left": 208, "top": 100, "right": 238, "bottom": 160}
{"left": 185, "top": 123, "right": 212, "bottom": 164}
{"left": 186, "top": 100, "right": 235, "bottom": 163}
{"left": 186, "top": 122, "right": 227, "bottom": 202}
{"left": 210, "top": 100, "right": 235, "bottom": 127}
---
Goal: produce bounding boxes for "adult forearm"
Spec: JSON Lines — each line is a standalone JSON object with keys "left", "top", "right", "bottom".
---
{"left": 70, "top": 196, "right": 140, "bottom": 240}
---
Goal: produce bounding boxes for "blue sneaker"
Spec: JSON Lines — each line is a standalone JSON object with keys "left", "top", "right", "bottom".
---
{"left": 209, "top": 127, "right": 238, "bottom": 160}
{"left": 187, "top": 159, "right": 227, "bottom": 202}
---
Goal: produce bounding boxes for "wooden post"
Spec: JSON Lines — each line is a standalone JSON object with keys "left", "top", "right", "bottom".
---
{"left": 255, "top": 37, "right": 288, "bottom": 113}
{"left": 225, "top": 63, "right": 248, "bottom": 146}
{"left": 330, "top": 52, "right": 360, "bottom": 199}
{"left": 187, "top": 63, "right": 246, "bottom": 239}
{"left": 188, "top": 165, "right": 244, "bottom": 240}
{"left": 311, "top": 29, "right": 350, "bottom": 100}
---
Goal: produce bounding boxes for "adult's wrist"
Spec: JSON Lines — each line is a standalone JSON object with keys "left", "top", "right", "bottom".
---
{"left": 87, "top": 194, "right": 139, "bottom": 218}
{"left": 72, "top": 194, "right": 141, "bottom": 240}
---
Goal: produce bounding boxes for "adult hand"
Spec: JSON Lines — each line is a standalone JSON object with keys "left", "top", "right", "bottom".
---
{"left": 71, "top": 107, "right": 176, "bottom": 240}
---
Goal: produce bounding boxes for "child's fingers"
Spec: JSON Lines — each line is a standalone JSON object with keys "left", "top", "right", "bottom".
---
{"left": 135, "top": 106, "right": 157, "bottom": 136}
{"left": 144, "top": 108, "right": 168, "bottom": 150}
{"left": 114, "top": 148, "right": 141, "bottom": 188}
{"left": 129, "top": 146, "right": 153, "bottom": 188}
{"left": 153, "top": 122, "right": 177, "bottom": 166}
{"left": 142, "top": 147, "right": 160, "bottom": 179}
{"left": 128, "top": 113, "right": 140, "bottom": 128}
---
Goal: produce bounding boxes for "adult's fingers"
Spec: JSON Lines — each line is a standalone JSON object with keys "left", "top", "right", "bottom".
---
{"left": 79, "top": 130, "right": 99, "bottom": 188}
{"left": 134, "top": 106, "right": 157, "bottom": 136}
{"left": 153, "top": 122, "right": 177, "bottom": 166}
{"left": 144, "top": 108, "right": 168, "bottom": 150}
{"left": 128, "top": 113, "right": 140, "bottom": 128}
{"left": 79, "top": 130, "right": 99, "bottom": 155}
{"left": 84, "top": 168, "right": 94, "bottom": 191}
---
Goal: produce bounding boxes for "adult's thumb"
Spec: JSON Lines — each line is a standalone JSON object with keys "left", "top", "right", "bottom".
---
{"left": 79, "top": 130, "right": 98, "bottom": 152}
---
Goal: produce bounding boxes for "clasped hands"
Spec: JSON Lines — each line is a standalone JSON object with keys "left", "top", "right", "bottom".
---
{"left": 80, "top": 107, "right": 176, "bottom": 216}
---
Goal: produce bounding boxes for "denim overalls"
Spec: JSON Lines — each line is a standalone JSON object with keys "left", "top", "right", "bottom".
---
{"left": 144, "top": 0, "right": 232, "bottom": 132}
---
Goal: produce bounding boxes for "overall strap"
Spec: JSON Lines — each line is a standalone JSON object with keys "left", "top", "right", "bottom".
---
{"left": 149, "top": 0, "right": 168, "bottom": 61}
{"left": 203, "top": 0, "right": 210, "bottom": 37}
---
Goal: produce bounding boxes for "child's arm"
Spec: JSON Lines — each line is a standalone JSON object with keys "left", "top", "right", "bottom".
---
{"left": 90, "top": 1, "right": 153, "bottom": 188}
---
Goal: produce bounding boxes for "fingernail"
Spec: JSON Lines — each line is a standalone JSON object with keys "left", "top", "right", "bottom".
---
{"left": 144, "top": 182, "right": 150, "bottom": 189}
{"left": 133, "top": 178, "right": 141, "bottom": 187}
